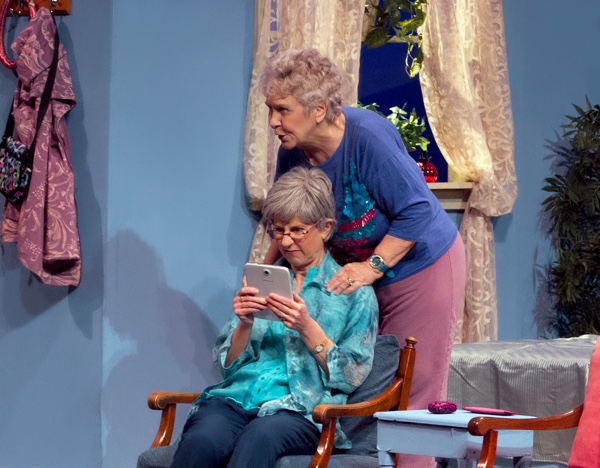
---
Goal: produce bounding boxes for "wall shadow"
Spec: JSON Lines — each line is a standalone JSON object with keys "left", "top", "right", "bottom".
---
{"left": 102, "top": 229, "right": 221, "bottom": 467}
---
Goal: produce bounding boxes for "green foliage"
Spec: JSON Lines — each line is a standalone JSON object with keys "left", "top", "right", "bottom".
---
{"left": 358, "top": 102, "right": 429, "bottom": 153}
{"left": 363, "top": 0, "right": 427, "bottom": 77}
{"left": 542, "top": 98, "right": 600, "bottom": 337}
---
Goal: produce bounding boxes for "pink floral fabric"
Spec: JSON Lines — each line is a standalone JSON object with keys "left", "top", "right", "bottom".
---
{"left": 1, "top": 8, "right": 81, "bottom": 286}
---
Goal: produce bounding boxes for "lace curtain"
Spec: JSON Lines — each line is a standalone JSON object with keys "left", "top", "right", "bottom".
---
{"left": 244, "top": 0, "right": 365, "bottom": 262}
{"left": 420, "top": 0, "right": 518, "bottom": 342}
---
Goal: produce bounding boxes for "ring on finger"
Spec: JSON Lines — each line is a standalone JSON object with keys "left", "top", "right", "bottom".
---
{"left": 347, "top": 277, "right": 354, "bottom": 287}
{"left": 282, "top": 314, "right": 287, "bottom": 321}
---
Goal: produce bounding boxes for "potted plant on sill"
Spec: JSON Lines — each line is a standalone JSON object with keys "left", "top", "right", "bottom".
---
{"left": 542, "top": 97, "right": 600, "bottom": 337}
{"left": 358, "top": 102, "right": 437, "bottom": 182}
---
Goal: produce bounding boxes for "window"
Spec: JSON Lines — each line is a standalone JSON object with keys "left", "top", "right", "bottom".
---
{"left": 358, "top": 43, "right": 447, "bottom": 182}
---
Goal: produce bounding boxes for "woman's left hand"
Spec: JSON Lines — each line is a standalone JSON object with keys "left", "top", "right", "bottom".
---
{"left": 326, "top": 261, "right": 382, "bottom": 295}
{"left": 266, "top": 292, "right": 312, "bottom": 331}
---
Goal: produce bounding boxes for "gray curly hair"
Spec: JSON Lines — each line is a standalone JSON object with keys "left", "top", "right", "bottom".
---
{"left": 259, "top": 48, "right": 349, "bottom": 123}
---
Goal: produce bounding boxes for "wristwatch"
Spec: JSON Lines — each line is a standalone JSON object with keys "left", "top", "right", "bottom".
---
{"left": 368, "top": 254, "right": 389, "bottom": 273}
{"left": 312, "top": 336, "right": 329, "bottom": 355}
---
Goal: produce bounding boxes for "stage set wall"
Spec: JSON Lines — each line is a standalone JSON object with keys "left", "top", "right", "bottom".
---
{"left": 0, "top": 1, "right": 597, "bottom": 466}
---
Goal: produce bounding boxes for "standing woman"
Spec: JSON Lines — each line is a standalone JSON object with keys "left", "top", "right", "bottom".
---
{"left": 260, "top": 48, "right": 466, "bottom": 443}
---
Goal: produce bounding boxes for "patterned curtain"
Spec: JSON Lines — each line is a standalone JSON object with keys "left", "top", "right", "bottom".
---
{"left": 244, "top": 0, "right": 365, "bottom": 262}
{"left": 420, "top": 0, "right": 518, "bottom": 342}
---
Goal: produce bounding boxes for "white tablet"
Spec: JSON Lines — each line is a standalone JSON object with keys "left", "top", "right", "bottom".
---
{"left": 244, "top": 263, "right": 293, "bottom": 320}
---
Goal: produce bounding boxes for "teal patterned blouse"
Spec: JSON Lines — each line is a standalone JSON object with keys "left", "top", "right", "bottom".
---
{"left": 187, "top": 252, "right": 378, "bottom": 449}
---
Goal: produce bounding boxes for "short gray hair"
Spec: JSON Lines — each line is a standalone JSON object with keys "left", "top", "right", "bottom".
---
{"left": 262, "top": 167, "right": 337, "bottom": 241}
{"left": 260, "top": 48, "right": 349, "bottom": 123}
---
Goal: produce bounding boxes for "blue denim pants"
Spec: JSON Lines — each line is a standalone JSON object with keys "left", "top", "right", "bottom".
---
{"left": 171, "top": 397, "right": 320, "bottom": 468}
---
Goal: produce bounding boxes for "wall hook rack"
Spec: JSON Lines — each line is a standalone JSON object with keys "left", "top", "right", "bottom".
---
{"left": 1, "top": 0, "right": 70, "bottom": 16}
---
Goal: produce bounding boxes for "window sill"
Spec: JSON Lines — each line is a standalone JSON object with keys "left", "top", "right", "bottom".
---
{"left": 427, "top": 182, "right": 474, "bottom": 211}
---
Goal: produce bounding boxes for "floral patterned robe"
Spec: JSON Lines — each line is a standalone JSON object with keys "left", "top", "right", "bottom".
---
{"left": 1, "top": 8, "right": 81, "bottom": 286}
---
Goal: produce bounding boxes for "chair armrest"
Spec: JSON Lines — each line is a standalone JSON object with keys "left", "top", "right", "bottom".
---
{"left": 312, "top": 378, "right": 405, "bottom": 423}
{"left": 467, "top": 404, "right": 583, "bottom": 468}
{"left": 148, "top": 391, "right": 200, "bottom": 410}
{"left": 308, "top": 336, "right": 416, "bottom": 468}
{"left": 467, "top": 404, "right": 584, "bottom": 436}
{"left": 308, "top": 377, "right": 405, "bottom": 468}
{"left": 147, "top": 391, "right": 200, "bottom": 448}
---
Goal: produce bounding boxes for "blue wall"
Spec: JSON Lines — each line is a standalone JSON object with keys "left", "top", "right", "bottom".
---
{"left": 103, "top": 1, "right": 255, "bottom": 466}
{"left": 0, "top": 1, "right": 598, "bottom": 467}
{"left": 496, "top": 1, "right": 600, "bottom": 339}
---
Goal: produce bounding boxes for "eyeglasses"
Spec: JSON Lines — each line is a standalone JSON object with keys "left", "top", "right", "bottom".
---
{"left": 267, "top": 221, "right": 321, "bottom": 242}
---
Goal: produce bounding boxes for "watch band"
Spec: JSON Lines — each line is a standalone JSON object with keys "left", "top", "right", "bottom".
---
{"left": 312, "top": 336, "right": 329, "bottom": 354}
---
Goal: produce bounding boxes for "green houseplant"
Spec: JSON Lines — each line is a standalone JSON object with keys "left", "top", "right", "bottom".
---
{"left": 542, "top": 98, "right": 600, "bottom": 337}
{"left": 357, "top": 102, "right": 429, "bottom": 153}
{"left": 362, "top": 0, "right": 427, "bottom": 77}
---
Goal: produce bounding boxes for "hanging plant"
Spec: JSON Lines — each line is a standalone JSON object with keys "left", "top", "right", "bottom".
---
{"left": 362, "top": 0, "right": 427, "bottom": 78}
{"left": 541, "top": 97, "right": 600, "bottom": 337}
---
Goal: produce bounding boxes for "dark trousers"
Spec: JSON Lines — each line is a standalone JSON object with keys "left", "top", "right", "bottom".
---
{"left": 171, "top": 397, "right": 321, "bottom": 468}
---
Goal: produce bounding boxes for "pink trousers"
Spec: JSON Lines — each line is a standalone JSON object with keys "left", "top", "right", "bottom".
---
{"left": 376, "top": 235, "right": 466, "bottom": 467}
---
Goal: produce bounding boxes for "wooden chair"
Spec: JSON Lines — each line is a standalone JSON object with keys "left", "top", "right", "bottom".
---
{"left": 467, "top": 336, "right": 600, "bottom": 468}
{"left": 137, "top": 335, "right": 417, "bottom": 468}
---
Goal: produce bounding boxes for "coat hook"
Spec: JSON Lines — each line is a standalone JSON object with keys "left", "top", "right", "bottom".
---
{"left": 9, "top": 0, "right": 36, "bottom": 17}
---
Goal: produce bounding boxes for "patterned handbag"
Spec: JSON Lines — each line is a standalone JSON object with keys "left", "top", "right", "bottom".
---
{"left": 0, "top": 114, "right": 34, "bottom": 203}
{"left": 0, "top": 26, "right": 59, "bottom": 204}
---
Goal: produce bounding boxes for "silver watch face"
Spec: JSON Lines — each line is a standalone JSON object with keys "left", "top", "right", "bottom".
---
{"left": 369, "top": 254, "right": 384, "bottom": 268}
{"left": 315, "top": 344, "right": 324, "bottom": 353}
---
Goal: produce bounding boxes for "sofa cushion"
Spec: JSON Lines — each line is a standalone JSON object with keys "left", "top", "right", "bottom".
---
{"left": 274, "top": 453, "right": 380, "bottom": 468}
{"left": 137, "top": 445, "right": 176, "bottom": 468}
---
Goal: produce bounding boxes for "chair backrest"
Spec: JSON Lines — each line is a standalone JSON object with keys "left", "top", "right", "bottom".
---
{"left": 568, "top": 336, "right": 600, "bottom": 467}
{"left": 341, "top": 334, "right": 401, "bottom": 457}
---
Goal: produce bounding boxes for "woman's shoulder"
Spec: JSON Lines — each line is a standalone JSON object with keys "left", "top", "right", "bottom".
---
{"left": 342, "top": 106, "right": 402, "bottom": 148}
{"left": 343, "top": 105, "right": 394, "bottom": 129}
{"left": 343, "top": 105, "right": 387, "bottom": 127}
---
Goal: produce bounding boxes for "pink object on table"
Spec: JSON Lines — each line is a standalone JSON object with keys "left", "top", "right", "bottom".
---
{"left": 428, "top": 400, "right": 457, "bottom": 414}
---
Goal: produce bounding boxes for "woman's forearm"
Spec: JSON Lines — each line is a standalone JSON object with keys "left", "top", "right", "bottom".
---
{"left": 372, "top": 234, "right": 415, "bottom": 269}
{"left": 299, "top": 320, "right": 333, "bottom": 375}
{"left": 224, "top": 322, "right": 253, "bottom": 367}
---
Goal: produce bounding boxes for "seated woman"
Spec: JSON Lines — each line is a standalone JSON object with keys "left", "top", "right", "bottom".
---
{"left": 171, "top": 166, "right": 379, "bottom": 468}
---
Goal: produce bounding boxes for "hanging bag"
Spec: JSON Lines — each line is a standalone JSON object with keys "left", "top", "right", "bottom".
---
{"left": 0, "top": 113, "right": 33, "bottom": 203}
{"left": 0, "top": 24, "right": 59, "bottom": 204}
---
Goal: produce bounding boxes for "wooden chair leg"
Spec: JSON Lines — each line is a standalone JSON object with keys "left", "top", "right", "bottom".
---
{"left": 476, "top": 430, "right": 498, "bottom": 468}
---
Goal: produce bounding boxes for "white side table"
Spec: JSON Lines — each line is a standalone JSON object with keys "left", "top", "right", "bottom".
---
{"left": 375, "top": 409, "right": 534, "bottom": 468}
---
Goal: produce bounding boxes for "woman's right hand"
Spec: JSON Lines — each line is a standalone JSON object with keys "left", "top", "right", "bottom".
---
{"left": 232, "top": 278, "right": 267, "bottom": 326}
{"left": 226, "top": 279, "right": 266, "bottom": 366}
